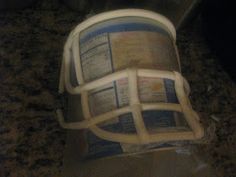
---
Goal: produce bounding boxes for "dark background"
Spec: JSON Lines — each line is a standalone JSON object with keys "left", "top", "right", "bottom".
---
{"left": 0, "top": 0, "right": 235, "bottom": 177}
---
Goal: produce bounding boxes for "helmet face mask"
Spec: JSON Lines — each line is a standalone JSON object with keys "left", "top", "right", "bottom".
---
{"left": 57, "top": 9, "right": 204, "bottom": 145}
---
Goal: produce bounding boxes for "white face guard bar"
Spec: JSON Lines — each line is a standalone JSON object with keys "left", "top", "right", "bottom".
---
{"left": 56, "top": 9, "right": 204, "bottom": 144}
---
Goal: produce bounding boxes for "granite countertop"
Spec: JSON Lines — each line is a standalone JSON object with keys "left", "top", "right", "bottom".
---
{"left": 0, "top": 1, "right": 235, "bottom": 177}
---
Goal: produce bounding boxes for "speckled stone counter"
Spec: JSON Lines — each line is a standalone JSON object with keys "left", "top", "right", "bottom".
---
{"left": 0, "top": 1, "right": 235, "bottom": 177}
